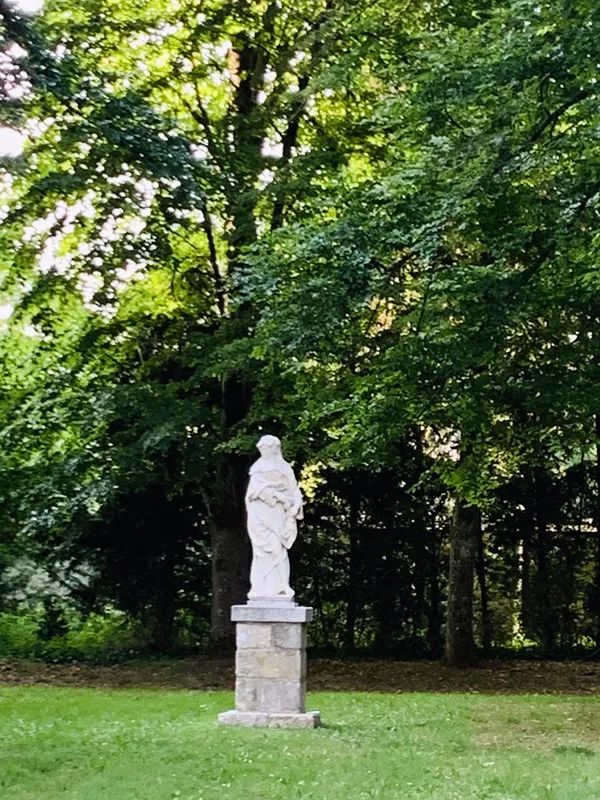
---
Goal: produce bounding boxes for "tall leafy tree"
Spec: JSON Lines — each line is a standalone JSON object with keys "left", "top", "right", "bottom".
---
{"left": 1, "top": 0, "right": 435, "bottom": 647}
{"left": 2, "top": 0, "right": 599, "bottom": 660}
{"left": 244, "top": 0, "right": 600, "bottom": 663}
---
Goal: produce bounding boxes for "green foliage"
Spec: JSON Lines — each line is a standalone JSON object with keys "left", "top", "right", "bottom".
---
{"left": 0, "top": 607, "right": 150, "bottom": 662}
{"left": 0, "top": 612, "right": 38, "bottom": 656}
{"left": 1, "top": 0, "right": 600, "bottom": 657}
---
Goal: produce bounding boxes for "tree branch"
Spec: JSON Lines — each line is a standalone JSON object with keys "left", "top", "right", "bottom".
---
{"left": 201, "top": 202, "right": 227, "bottom": 316}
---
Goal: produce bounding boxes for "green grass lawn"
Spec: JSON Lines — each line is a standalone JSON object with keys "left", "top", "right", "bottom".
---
{"left": 0, "top": 687, "right": 598, "bottom": 800}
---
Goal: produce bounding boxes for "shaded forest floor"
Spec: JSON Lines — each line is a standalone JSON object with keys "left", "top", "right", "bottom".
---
{"left": 1, "top": 657, "right": 599, "bottom": 694}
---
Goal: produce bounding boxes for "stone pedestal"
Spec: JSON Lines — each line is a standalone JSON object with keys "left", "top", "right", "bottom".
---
{"left": 218, "top": 600, "right": 320, "bottom": 729}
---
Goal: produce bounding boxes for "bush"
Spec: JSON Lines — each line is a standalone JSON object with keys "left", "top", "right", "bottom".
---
{"left": 0, "top": 608, "right": 150, "bottom": 663}
{"left": 0, "top": 612, "right": 40, "bottom": 657}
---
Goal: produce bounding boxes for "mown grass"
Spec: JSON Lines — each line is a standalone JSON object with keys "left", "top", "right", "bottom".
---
{"left": 0, "top": 687, "right": 598, "bottom": 800}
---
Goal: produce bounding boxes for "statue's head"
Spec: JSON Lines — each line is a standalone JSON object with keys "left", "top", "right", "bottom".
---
{"left": 256, "top": 434, "right": 281, "bottom": 457}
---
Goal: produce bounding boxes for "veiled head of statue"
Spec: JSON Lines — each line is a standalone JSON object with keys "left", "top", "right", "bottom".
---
{"left": 256, "top": 434, "right": 281, "bottom": 455}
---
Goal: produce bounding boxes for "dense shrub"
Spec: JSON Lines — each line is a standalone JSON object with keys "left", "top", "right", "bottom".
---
{"left": 0, "top": 608, "right": 149, "bottom": 662}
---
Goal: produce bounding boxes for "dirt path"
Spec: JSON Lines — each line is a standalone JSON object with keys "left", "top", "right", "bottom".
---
{"left": 1, "top": 658, "right": 599, "bottom": 694}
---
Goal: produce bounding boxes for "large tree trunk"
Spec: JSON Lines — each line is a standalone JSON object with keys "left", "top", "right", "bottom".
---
{"left": 520, "top": 528, "right": 532, "bottom": 636}
{"left": 534, "top": 470, "right": 555, "bottom": 651}
{"left": 209, "top": 455, "right": 250, "bottom": 651}
{"left": 445, "top": 499, "right": 479, "bottom": 666}
{"left": 427, "top": 521, "right": 443, "bottom": 657}
{"left": 150, "top": 528, "right": 178, "bottom": 653}
{"left": 205, "top": 27, "right": 271, "bottom": 649}
{"left": 374, "top": 542, "right": 397, "bottom": 654}
{"left": 210, "top": 520, "right": 249, "bottom": 651}
{"left": 594, "top": 415, "right": 600, "bottom": 647}
{"left": 200, "top": 6, "right": 324, "bottom": 649}
{"left": 209, "top": 377, "right": 252, "bottom": 651}
{"left": 412, "top": 511, "right": 427, "bottom": 644}
{"left": 345, "top": 488, "right": 360, "bottom": 652}
{"left": 476, "top": 519, "right": 491, "bottom": 652}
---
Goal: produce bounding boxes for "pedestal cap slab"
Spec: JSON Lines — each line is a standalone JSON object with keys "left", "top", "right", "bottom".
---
{"left": 231, "top": 604, "right": 313, "bottom": 623}
{"left": 247, "top": 597, "right": 295, "bottom": 607}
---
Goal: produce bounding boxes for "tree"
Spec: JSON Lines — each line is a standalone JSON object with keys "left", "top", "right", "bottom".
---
{"left": 2, "top": 0, "right": 599, "bottom": 661}
{"left": 1, "top": 0, "right": 436, "bottom": 648}
{"left": 242, "top": 0, "right": 600, "bottom": 663}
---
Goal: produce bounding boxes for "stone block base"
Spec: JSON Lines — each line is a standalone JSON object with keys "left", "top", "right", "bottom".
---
{"left": 218, "top": 710, "right": 321, "bottom": 729}
{"left": 218, "top": 602, "right": 320, "bottom": 729}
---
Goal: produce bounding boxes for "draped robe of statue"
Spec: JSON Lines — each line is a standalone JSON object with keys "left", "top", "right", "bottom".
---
{"left": 245, "top": 449, "right": 304, "bottom": 599}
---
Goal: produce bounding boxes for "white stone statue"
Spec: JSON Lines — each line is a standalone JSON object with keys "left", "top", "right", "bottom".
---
{"left": 245, "top": 435, "right": 304, "bottom": 600}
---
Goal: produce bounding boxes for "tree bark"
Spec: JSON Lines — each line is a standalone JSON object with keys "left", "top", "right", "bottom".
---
{"left": 476, "top": 518, "right": 491, "bottom": 652}
{"left": 534, "top": 470, "right": 554, "bottom": 652}
{"left": 427, "top": 522, "right": 443, "bottom": 657}
{"left": 413, "top": 512, "right": 427, "bottom": 644}
{"left": 203, "top": 29, "right": 265, "bottom": 648}
{"left": 209, "top": 455, "right": 250, "bottom": 651}
{"left": 150, "top": 532, "right": 178, "bottom": 653}
{"left": 345, "top": 488, "right": 360, "bottom": 652}
{"left": 208, "top": 377, "right": 252, "bottom": 651}
{"left": 594, "top": 415, "right": 600, "bottom": 647}
{"left": 210, "top": 517, "right": 249, "bottom": 651}
{"left": 520, "top": 531, "right": 532, "bottom": 636}
{"left": 445, "top": 499, "right": 479, "bottom": 666}
{"left": 373, "top": 536, "right": 398, "bottom": 654}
